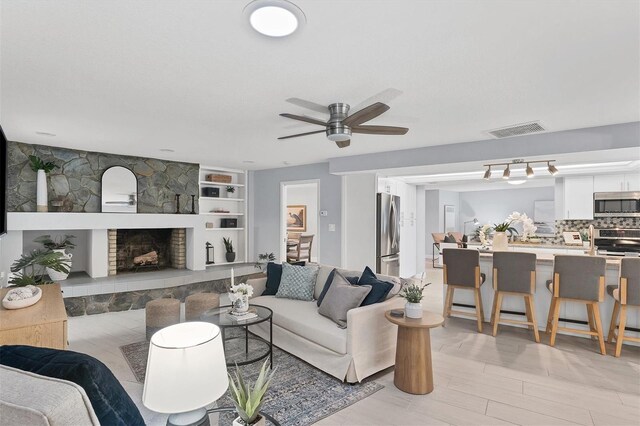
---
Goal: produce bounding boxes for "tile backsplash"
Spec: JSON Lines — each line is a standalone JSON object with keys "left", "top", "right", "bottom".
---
{"left": 548, "top": 218, "right": 640, "bottom": 244}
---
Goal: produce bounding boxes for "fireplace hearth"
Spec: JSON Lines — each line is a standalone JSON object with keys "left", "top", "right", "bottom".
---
{"left": 108, "top": 228, "right": 186, "bottom": 275}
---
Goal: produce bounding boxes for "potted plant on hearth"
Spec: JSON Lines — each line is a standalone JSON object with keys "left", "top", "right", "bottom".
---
{"left": 29, "top": 155, "right": 59, "bottom": 212}
{"left": 34, "top": 234, "right": 76, "bottom": 281}
{"left": 223, "top": 237, "right": 236, "bottom": 263}
{"left": 399, "top": 282, "right": 428, "bottom": 319}
{"left": 226, "top": 186, "right": 236, "bottom": 198}
{"left": 228, "top": 360, "right": 276, "bottom": 426}
{"left": 9, "top": 250, "right": 70, "bottom": 286}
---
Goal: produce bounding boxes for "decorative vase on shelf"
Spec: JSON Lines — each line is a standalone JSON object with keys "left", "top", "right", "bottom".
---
{"left": 36, "top": 169, "right": 48, "bottom": 212}
{"left": 232, "top": 294, "right": 249, "bottom": 314}
{"left": 46, "top": 249, "right": 72, "bottom": 281}
{"left": 405, "top": 302, "right": 423, "bottom": 319}
{"left": 226, "top": 252, "right": 236, "bottom": 263}
{"left": 492, "top": 232, "right": 509, "bottom": 251}
{"left": 233, "top": 415, "right": 265, "bottom": 426}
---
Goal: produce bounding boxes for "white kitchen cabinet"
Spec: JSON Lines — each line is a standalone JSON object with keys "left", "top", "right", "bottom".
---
{"left": 593, "top": 173, "right": 640, "bottom": 192}
{"left": 562, "top": 176, "right": 594, "bottom": 219}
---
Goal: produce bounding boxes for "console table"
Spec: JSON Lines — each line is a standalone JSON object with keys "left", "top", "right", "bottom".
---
{"left": 0, "top": 284, "right": 68, "bottom": 350}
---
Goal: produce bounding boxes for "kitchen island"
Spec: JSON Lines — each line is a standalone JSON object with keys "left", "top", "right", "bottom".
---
{"left": 444, "top": 246, "right": 639, "bottom": 346}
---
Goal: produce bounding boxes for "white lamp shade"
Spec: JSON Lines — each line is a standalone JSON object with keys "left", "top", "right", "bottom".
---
{"left": 142, "top": 322, "right": 228, "bottom": 414}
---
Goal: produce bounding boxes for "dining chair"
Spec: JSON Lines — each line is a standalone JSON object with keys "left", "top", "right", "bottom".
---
{"left": 287, "top": 234, "right": 314, "bottom": 262}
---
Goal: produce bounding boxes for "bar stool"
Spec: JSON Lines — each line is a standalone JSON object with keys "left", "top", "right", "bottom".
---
{"left": 443, "top": 248, "right": 486, "bottom": 332}
{"left": 545, "top": 255, "right": 607, "bottom": 355}
{"left": 491, "top": 252, "right": 540, "bottom": 342}
{"left": 606, "top": 258, "right": 640, "bottom": 357}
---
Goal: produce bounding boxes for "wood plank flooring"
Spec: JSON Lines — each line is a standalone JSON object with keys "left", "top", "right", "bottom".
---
{"left": 67, "top": 269, "right": 640, "bottom": 425}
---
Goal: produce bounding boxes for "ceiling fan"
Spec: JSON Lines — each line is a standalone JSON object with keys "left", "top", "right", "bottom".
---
{"left": 278, "top": 101, "right": 409, "bottom": 148}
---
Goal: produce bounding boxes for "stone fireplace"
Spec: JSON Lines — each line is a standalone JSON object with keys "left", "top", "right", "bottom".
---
{"left": 108, "top": 228, "right": 186, "bottom": 275}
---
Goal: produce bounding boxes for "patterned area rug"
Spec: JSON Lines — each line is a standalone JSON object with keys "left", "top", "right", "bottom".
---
{"left": 120, "top": 337, "right": 383, "bottom": 426}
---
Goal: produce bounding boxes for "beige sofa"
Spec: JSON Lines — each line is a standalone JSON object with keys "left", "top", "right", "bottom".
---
{"left": 246, "top": 264, "right": 405, "bottom": 383}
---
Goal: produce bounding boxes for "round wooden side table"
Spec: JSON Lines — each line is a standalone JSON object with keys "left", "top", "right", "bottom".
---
{"left": 385, "top": 310, "right": 444, "bottom": 395}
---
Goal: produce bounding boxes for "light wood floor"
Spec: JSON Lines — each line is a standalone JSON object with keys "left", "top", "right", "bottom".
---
{"left": 68, "top": 269, "right": 640, "bottom": 425}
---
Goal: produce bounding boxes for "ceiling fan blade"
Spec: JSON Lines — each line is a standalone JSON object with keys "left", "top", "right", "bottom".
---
{"left": 351, "top": 125, "right": 409, "bottom": 135}
{"left": 342, "top": 102, "right": 390, "bottom": 127}
{"left": 286, "top": 98, "right": 329, "bottom": 115}
{"left": 278, "top": 130, "right": 326, "bottom": 140}
{"left": 335, "top": 140, "right": 350, "bottom": 148}
{"left": 280, "top": 113, "right": 327, "bottom": 127}
{"left": 352, "top": 88, "right": 403, "bottom": 112}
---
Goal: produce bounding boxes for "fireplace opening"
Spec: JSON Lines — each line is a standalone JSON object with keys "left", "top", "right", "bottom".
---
{"left": 108, "top": 228, "right": 186, "bottom": 275}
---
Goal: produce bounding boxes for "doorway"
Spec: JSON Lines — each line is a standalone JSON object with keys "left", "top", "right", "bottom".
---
{"left": 280, "top": 180, "right": 320, "bottom": 263}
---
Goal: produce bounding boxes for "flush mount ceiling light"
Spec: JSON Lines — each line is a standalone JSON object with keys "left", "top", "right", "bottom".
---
{"left": 244, "top": 0, "right": 306, "bottom": 37}
{"left": 507, "top": 179, "right": 527, "bottom": 185}
{"left": 483, "top": 159, "right": 559, "bottom": 181}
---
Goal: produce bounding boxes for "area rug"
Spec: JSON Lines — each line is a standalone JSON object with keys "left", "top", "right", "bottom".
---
{"left": 120, "top": 338, "right": 383, "bottom": 426}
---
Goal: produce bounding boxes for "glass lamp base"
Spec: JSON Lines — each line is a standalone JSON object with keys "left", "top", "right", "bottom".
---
{"left": 167, "top": 408, "right": 209, "bottom": 426}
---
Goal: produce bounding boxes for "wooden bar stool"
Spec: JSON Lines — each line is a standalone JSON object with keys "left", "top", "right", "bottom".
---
{"left": 443, "top": 248, "right": 486, "bottom": 332}
{"left": 545, "top": 255, "right": 607, "bottom": 355}
{"left": 607, "top": 258, "right": 640, "bottom": 357}
{"left": 491, "top": 252, "right": 540, "bottom": 342}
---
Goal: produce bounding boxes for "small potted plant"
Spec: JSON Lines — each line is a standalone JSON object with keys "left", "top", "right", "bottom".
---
{"left": 492, "top": 220, "right": 518, "bottom": 251}
{"left": 228, "top": 360, "right": 276, "bottom": 426}
{"left": 254, "top": 252, "right": 275, "bottom": 271}
{"left": 579, "top": 229, "right": 591, "bottom": 248}
{"left": 29, "top": 155, "right": 59, "bottom": 212}
{"left": 223, "top": 237, "right": 236, "bottom": 262}
{"left": 399, "top": 282, "right": 427, "bottom": 318}
{"left": 226, "top": 186, "right": 236, "bottom": 198}
{"left": 34, "top": 234, "right": 75, "bottom": 281}
{"left": 9, "top": 249, "right": 70, "bottom": 286}
{"left": 229, "top": 283, "right": 254, "bottom": 314}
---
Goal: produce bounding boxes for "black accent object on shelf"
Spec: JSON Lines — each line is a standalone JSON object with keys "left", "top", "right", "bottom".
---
{"left": 203, "top": 187, "right": 220, "bottom": 198}
{"left": 226, "top": 252, "right": 236, "bottom": 263}
{"left": 206, "top": 242, "right": 215, "bottom": 265}
{"left": 175, "top": 194, "right": 181, "bottom": 214}
{"left": 221, "top": 218, "right": 238, "bottom": 228}
{"left": 190, "top": 195, "right": 196, "bottom": 214}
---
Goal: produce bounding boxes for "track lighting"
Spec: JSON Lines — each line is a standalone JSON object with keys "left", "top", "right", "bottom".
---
{"left": 481, "top": 159, "right": 558, "bottom": 180}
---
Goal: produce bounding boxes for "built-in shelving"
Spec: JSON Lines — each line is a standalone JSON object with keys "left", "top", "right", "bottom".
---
{"left": 205, "top": 261, "right": 247, "bottom": 267}
{"left": 199, "top": 181, "right": 245, "bottom": 187}
{"left": 205, "top": 228, "right": 245, "bottom": 231}
{"left": 201, "top": 212, "right": 244, "bottom": 216}
{"left": 199, "top": 197, "right": 244, "bottom": 202}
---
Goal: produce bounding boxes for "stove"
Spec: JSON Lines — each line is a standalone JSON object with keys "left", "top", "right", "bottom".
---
{"left": 594, "top": 228, "right": 640, "bottom": 256}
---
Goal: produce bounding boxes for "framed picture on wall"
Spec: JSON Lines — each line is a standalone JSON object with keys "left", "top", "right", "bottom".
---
{"left": 287, "top": 205, "right": 307, "bottom": 232}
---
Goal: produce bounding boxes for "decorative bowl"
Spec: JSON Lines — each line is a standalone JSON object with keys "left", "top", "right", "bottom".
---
{"left": 2, "top": 287, "right": 42, "bottom": 310}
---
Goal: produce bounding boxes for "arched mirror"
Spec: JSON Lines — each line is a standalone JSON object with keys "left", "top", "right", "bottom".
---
{"left": 101, "top": 166, "right": 137, "bottom": 213}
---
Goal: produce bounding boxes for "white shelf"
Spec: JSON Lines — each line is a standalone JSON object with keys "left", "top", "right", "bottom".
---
{"left": 205, "top": 228, "right": 245, "bottom": 231}
{"left": 201, "top": 212, "right": 244, "bottom": 216}
{"left": 200, "top": 197, "right": 245, "bottom": 202}
{"left": 199, "top": 181, "right": 245, "bottom": 187}
{"left": 206, "top": 261, "right": 247, "bottom": 267}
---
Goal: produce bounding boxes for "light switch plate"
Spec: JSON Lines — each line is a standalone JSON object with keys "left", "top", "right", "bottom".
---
{"left": 320, "top": 210, "right": 328, "bottom": 217}
{"left": 328, "top": 224, "right": 336, "bottom": 232}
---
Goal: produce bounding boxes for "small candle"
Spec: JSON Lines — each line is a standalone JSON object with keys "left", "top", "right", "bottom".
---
{"left": 231, "top": 268, "right": 235, "bottom": 286}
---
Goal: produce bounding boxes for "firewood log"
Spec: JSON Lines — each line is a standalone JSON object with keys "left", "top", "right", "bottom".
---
{"left": 133, "top": 251, "right": 158, "bottom": 265}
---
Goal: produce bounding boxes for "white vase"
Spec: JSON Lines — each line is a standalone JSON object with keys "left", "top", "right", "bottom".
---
{"left": 492, "top": 232, "right": 509, "bottom": 251}
{"left": 233, "top": 415, "right": 265, "bottom": 426}
{"left": 233, "top": 294, "right": 249, "bottom": 313}
{"left": 405, "top": 302, "right": 423, "bottom": 319}
{"left": 36, "top": 169, "right": 48, "bottom": 212}
{"left": 46, "top": 249, "right": 72, "bottom": 281}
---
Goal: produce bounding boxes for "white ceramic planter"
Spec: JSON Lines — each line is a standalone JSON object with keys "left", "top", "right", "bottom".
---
{"left": 405, "top": 302, "right": 423, "bottom": 319}
{"left": 232, "top": 294, "right": 249, "bottom": 313}
{"left": 492, "top": 232, "right": 509, "bottom": 251}
{"left": 46, "top": 249, "right": 72, "bottom": 281}
{"left": 36, "top": 169, "right": 48, "bottom": 212}
{"left": 233, "top": 415, "right": 265, "bottom": 426}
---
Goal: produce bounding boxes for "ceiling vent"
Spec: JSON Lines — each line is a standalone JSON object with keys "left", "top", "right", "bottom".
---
{"left": 487, "top": 121, "right": 546, "bottom": 139}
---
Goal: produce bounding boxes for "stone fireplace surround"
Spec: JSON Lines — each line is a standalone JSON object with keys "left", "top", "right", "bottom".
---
{"left": 108, "top": 228, "right": 186, "bottom": 275}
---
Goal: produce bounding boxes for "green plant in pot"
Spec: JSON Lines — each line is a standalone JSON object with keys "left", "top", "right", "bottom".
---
{"left": 34, "top": 234, "right": 75, "bottom": 281}
{"left": 29, "top": 155, "right": 59, "bottom": 212}
{"left": 9, "top": 249, "right": 70, "bottom": 286}
{"left": 226, "top": 186, "right": 236, "bottom": 198}
{"left": 223, "top": 237, "right": 236, "bottom": 263}
{"left": 228, "top": 360, "right": 276, "bottom": 426}
{"left": 254, "top": 252, "right": 275, "bottom": 271}
{"left": 491, "top": 220, "right": 518, "bottom": 251}
{"left": 399, "top": 282, "right": 428, "bottom": 319}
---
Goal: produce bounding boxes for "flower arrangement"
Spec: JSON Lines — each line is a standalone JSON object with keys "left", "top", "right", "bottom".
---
{"left": 229, "top": 283, "right": 254, "bottom": 302}
{"left": 476, "top": 211, "right": 537, "bottom": 246}
{"left": 478, "top": 224, "right": 492, "bottom": 247}
{"left": 507, "top": 211, "right": 537, "bottom": 242}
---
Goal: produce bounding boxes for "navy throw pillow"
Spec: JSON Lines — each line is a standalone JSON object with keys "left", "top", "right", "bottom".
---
{"left": 317, "top": 269, "right": 362, "bottom": 306}
{"left": 263, "top": 261, "right": 306, "bottom": 296}
{"left": 0, "top": 345, "right": 144, "bottom": 426}
{"left": 357, "top": 266, "right": 394, "bottom": 306}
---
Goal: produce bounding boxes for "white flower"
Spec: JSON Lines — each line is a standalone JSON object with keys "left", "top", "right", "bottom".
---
{"left": 229, "top": 283, "right": 253, "bottom": 302}
{"left": 478, "top": 224, "right": 492, "bottom": 247}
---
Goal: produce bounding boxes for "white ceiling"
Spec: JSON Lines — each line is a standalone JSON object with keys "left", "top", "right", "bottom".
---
{"left": 1, "top": 1, "right": 639, "bottom": 170}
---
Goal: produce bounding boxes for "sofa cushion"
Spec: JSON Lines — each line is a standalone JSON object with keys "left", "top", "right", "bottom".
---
{"left": 0, "top": 345, "right": 144, "bottom": 426}
{"left": 318, "top": 271, "right": 371, "bottom": 328}
{"left": 276, "top": 263, "right": 319, "bottom": 301}
{"left": 317, "top": 269, "right": 363, "bottom": 307}
{"left": 263, "top": 261, "right": 305, "bottom": 296}
{"left": 251, "top": 296, "right": 348, "bottom": 354}
{"left": 356, "top": 266, "right": 394, "bottom": 306}
{"left": 313, "top": 265, "right": 334, "bottom": 300}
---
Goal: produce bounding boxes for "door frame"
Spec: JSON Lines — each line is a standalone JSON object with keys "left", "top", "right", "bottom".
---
{"left": 280, "top": 179, "right": 321, "bottom": 263}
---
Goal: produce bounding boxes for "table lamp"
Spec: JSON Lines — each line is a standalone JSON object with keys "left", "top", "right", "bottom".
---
{"left": 143, "top": 322, "right": 228, "bottom": 426}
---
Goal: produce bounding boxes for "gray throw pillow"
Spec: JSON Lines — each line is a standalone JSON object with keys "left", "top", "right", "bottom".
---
{"left": 276, "top": 262, "right": 319, "bottom": 301}
{"left": 318, "top": 270, "right": 371, "bottom": 328}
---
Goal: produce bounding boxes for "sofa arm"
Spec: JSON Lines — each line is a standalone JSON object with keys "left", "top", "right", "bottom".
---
{"left": 346, "top": 296, "right": 405, "bottom": 380}
{"left": 246, "top": 277, "right": 267, "bottom": 298}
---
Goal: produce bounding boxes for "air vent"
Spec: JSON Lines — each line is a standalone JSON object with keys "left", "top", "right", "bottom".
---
{"left": 487, "top": 121, "right": 546, "bottom": 139}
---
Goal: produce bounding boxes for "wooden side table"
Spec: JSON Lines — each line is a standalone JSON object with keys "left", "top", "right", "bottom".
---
{"left": 0, "top": 284, "right": 68, "bottom": 350}
{"left": 385, "top": 310, "right": 444, "bottom": 394}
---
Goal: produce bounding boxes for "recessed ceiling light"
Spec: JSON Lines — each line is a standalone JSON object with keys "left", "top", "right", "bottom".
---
{"left": 159, "top": 148, "right": 175, "bottom": 153}
{"left": 244, "top": 0, "right": 306, "bottom": 37}
{"left": 35, "top": 131, "right": 56, "bottom": 137}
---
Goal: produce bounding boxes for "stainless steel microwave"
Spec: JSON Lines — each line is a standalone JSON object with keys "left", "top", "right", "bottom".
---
{"left": 593, "top": 191, "right": 640, "bottom": 217}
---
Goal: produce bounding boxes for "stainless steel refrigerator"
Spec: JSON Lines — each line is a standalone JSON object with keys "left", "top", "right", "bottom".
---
{"left": 376, "top": 193, "right": 400, "bottom": 276}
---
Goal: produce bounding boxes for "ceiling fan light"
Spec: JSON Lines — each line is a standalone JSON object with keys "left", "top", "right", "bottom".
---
{"left": 245, "top": 0, "right": 305, "bottom": 37}
{"left": 526, "top": 163, "right": 534, "bottom": 178}
{"left": 502, "top": 165, "right": 510, "bottom": 180}
{"left": 548, "top": 162, "right": 559, "bottom": 175}
{"left": 483, "top": 167, "right": 491, "bottom": 180}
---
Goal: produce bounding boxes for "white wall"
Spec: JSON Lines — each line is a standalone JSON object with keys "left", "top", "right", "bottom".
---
{"left": 285, "top": 183, "right": 318, "bottom": 262}
{"left": 342, "top": 173, "right": 376, "bottom": 271}
{"left": 415, "top": 186, "right": 427, "bottom": 274}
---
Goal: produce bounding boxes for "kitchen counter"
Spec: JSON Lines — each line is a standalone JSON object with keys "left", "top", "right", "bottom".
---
{"left": 467, "top": 241, "right": 587, "bottom": 250}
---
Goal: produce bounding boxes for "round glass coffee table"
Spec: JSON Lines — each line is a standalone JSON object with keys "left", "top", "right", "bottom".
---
{"left": 200, "top": 304, "right": 273, "bottom": 368}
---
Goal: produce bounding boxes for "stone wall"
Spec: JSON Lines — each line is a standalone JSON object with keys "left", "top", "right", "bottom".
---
{"left": 6, "top": 141, "right": 199, "bottom": 213}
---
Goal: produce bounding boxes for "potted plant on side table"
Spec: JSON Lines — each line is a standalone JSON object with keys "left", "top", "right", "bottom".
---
{"left": 34, "top": 234, "right": 75, "bottom": 281}
{"left": 399, "top": 282, "right": 427, "bottom": 319}
{"left": 228, "top": 360, "right": 276, "bottom": 426}
{"left": 223, "top": 237, "right": 236, "bottom": 263}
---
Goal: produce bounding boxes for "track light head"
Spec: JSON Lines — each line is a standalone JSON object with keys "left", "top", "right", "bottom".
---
{"left": 526, "top": 163, "right": 534, "bottom": 178}
{"left": 483, "top": 167, "right": 491, "bottom": 180}
{"left": 502, "top": 165, "right": 510, "bottom": 179}
{"left": 548, "top": 162, "right": 558, "bottom": 175}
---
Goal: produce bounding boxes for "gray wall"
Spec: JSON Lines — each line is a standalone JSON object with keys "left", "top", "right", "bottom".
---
{"left": 250, "top": 162, "right": 342, "bottom": 266}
